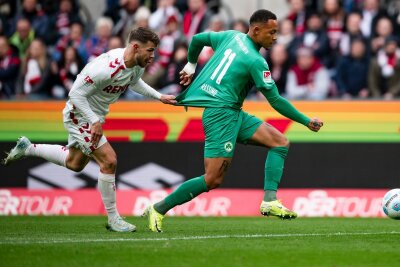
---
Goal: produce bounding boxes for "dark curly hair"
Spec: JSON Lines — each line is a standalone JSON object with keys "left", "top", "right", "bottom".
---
{"left": 249, "top": 9, "right": 277, "bottom": 25}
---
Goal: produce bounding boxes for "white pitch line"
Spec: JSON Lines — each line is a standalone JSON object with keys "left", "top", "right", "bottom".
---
{"left": 1, "top": 231, "right": 400, "bottom": 245}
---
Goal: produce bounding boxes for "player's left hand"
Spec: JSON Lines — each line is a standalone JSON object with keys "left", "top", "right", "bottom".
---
{"left": 91, "top": 122, "right": 103, "bottom": 148}
{"left": 179, "top": 62, "right": 197, "bottom": 86}
{"left": 179, "top": 71, "right": 193, "bottom": 86}
{"left": 160, "top": 94, "right": 177, "bottom": 105}
{"left": 307, "top": 118, "right": 323, "bottom": 132}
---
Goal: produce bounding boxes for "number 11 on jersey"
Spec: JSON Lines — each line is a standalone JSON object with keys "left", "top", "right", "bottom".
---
{"left": 210, "top": 49, "right": 236, "bottom": 85}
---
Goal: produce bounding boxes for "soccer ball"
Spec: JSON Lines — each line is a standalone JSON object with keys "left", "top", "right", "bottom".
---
{"left": 382, "top": 189, "right": 400, "bottom": 219}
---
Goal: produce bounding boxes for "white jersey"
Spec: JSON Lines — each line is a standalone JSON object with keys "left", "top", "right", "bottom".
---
{"left": 63, "top": 48, "right": 161, "bottom": 125}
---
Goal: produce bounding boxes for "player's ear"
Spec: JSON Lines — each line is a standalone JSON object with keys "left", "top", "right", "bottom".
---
{"left": 132, "top": 43, "right": 139, "bottom": 51}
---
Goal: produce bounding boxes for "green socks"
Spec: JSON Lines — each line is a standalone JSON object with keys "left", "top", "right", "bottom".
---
{"left": 263, "top": 146, "right": 288, "bottom": 202}
{"left": 153, "top": 147, "right": 288, "bottom": 213}
{"left": 154, "top": 175, "right": 209, "bottom": 215}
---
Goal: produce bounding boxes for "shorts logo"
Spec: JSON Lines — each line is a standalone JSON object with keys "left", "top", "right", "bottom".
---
{"left": 263, "top": 71, "right": 272, "bottom": 83}
{"left": 224, "top": 142, "right": 233, "bottom": 153}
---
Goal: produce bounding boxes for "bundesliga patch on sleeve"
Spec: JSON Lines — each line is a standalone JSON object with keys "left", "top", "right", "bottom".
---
{"left": 263, "top": 71, "right": 272, "bottom": 83}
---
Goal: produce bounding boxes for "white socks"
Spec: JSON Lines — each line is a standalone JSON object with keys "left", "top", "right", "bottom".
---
{"left": 25, "top": 144, "right": 119, "bottom": 220}
{"left": 98, "top": 172, "right": 119, "bottom": 220}
{"left": 25, "top": 144, "right": 68, "bottom": 167}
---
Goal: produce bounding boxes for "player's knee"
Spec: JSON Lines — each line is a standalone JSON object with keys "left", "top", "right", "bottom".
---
{"left": 100, "top": 156, "right": 117, "bottom": 173}
{"left": 281, "top": 137, "right": 290, "bottom": 148}
{"left": 272, "top": 134, "right": 290, "bottom": 148}
{"left": 67, "top": 162, "right": 86, "bottom": 172}
{"left": 205, "top": 175, "right": 224, "bottom": 190}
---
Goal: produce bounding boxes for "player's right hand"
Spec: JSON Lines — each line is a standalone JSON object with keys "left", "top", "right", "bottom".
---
{"left": 91, "top": 122, "right": 103, "bottom": 148}
{"left": 307, "top": 118, "right": 323, "bottom": 132}
{"left": 160, "top": 94, "right": 177, "bottom": 105}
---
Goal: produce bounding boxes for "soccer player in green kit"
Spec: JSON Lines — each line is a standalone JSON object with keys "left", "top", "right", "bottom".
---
{"left": 143, "top": 9, "right": 324, "bottom": 232}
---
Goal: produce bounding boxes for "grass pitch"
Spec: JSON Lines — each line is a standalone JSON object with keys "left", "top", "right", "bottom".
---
{"left": 0, "top": 216, "right": 399, "bottom": 267}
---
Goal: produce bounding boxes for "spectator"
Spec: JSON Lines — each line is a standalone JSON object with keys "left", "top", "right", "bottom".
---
{"left": 321, "top": 0, "right": 345, "bottom": 52}
{"left": 51, "top": 46, "right": 84, "bottom": 99}
{"left": 277, "top": 19, "right": 295, "bottom": 49}
{"left": 142, "top": 13, "right": 183, "bottom": 87}
{"left": 107, "top": 35, "right": 124, "bottom": 50}
{"left": 231, "top": 18, "right": 249, "bottom": 33}
{"left": 9, "top": 18, "right": 34, "bottom": 59}
{"left": 0, "top": 1, "right": 16, "bottom": 36}
{"left": 85, "top": 17, "right": 113, "bottom": 62}
{"left": 286, "top": 47, "right": 330, "bottom": 100}
{"left": 358, "top": 0, "right": 388, "bottom": 39}
{"left": 335, "top": 38, "right": 369, "bottom": 99}
{"left": 149, "top": 0, "right": 181, "bottom": 32}
{"left": 267, "top": 43, "right": 290, "bottom": 96}
{"left": 339, "top": 11, "right": 364, "bottom": 56}
{"left": 370, "top": 16, "right": 394, "bottom": 55}
{"left": 158, "top": 42, "right": 188, "bottom": 94}
{"left": 46, "top": 0, "right": 82, "bottom": 45}
{"left": 131, "top": 6, "right": 151, "bottom": 31}
{"left": 368, "top": 36, "right": 400, "bottom": 100}
{"left": 197, "top": 14, "right": 226, "bottom": 66}
{"left": 183, "top": 0, "right": 214, "bottom": 41}
{"left": 289, "top": 12, "right": 331, "bottom": 68}
{"left": 107, "top": 0, "right": 140, "bottom": 37}
{"left": 113, "top": 5, "right": 151, "bottom": 42}
{"left": 11, "top": 0, "right": 49, "bottom": 41}
{"left": 0, "top": 36, "right": 20, "bottom": 98}
{"left": 53, "top": 22, "right": 88, "bottom": 63}
{"left": 19, "top": 39, "right": 52, "bottom": 99}
{"left": 286, "top": 0, "right": 309, "bottom": 36}
{"left": 0, "top": 0, "right": 17, "bottom": 23}
{"left": 157, "top": 14, "right": 183, "bottom": 68}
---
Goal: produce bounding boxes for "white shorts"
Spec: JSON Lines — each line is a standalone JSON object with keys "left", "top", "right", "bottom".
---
{"left": 63, "top": 109, "right": 107, "bottom": 156}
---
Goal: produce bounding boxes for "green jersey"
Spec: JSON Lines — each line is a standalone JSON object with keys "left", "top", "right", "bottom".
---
{"left": 177, "top": 30, "right": 310, "bottom": 126}
{"left": 176, "top": 31, "right": 275, "bottom": 110}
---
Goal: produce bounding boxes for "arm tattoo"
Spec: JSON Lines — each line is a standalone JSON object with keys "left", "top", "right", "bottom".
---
{"left": 219, "top": 160, "right": 230, "bottom": 173}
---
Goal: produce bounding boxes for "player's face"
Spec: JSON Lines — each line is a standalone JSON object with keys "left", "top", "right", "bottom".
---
{"left": 256, "top": 19, "right": 278, "bottom": 50}
{"left": 134, "top": 41, "right": 157, "bottom": 68}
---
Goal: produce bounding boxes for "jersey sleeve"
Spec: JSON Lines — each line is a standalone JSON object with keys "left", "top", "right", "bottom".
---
{"left": 188, "top": 31, "right": 233, "bottom": 63}
{"left": 130, "top": 78, "right": 161, "bottom": 100}
{"left": 249, "top": 57, "right": 276, "bottom": 90}
{"left": 259, "top": 84, "right": 310, "bottom": 126}
{"left": 68, "top": 55, "right": 111, "bottom": 124}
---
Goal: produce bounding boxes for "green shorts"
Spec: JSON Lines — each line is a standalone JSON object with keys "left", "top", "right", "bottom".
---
{"left": 202, "top": 107, "right": 262, "bottom": 158}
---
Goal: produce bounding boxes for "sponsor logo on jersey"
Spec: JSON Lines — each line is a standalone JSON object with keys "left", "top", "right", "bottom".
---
{"left": 84, "top": 76, "right": 94, "bottom": 84}
{"left": 102, "top": 84, "right": 129, "bottom": 94}
{"left": 234, "top": 34, "right": 249, "bottom": 54}
{"left": 224, "top": 142, "right": 233, "bottom": 153}
{"left": 263, "top": 71, "right": 272, "bottom": 83}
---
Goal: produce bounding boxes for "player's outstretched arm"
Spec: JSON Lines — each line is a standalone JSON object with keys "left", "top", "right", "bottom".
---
{"left": 261, "top": 85, "right": 324, "bottom": 131}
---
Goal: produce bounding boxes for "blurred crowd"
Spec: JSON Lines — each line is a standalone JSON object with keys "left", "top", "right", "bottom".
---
{"left": 0, "top": 0, "right": 399, "bottom": 100}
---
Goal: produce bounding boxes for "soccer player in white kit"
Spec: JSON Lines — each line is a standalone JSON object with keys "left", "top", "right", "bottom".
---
{"left": 2, "top": 27, "right": 177, "bottom": 232}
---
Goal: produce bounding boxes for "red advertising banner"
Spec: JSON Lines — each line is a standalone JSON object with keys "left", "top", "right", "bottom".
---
{"left": 0, "top": 188, "right": 386, "bottom": 217}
